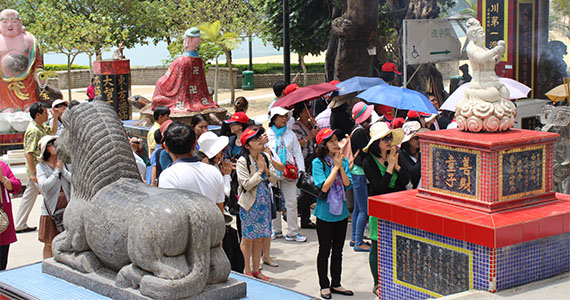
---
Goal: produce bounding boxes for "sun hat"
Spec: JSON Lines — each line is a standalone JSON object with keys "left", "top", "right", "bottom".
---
{"left": 52, "top": 99, "right": 67, "bottom": 108}
{"left": 316, "top": 128, "right": 340, "bottom": 146}
{"left": 159, "top": 119, "right": 174, "bottom": 143}
{"left": 401, "top": 121, "right": 430, "bottom": 143}
{"left": 185, "top": 27, "right": 200, "bottom": 37}
{"left": 381, "top": 62, "right": 402, "bottom": 75}
{"left": 328, "top": 94, "right": 351, "bottom": 109}
{"left": 198, "top": 132, "right": 229, "bottom": 159}
{"left": 284, "top": 83, "right": 299, "bottom": 95}
{"left": 352, "top": 102, "right": 374, "bottom": 125}
{"left": 224, "top": 112, "right": 250, "bottom": 124}
{"left": 240, "top": 127, "right": 262, "bottom": 147}
{"left": 269, "top": 106, "right": 292, "bottom": 120}
{"left": 363, "top": 122, "right": 404, "bottom": 152}
{"left": 38, "top": 135, "right": 57, "bottom": 160}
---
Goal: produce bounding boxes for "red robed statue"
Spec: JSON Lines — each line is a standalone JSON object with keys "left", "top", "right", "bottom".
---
{"left": 151, "top": 27, "right": 218, "bottom": 113}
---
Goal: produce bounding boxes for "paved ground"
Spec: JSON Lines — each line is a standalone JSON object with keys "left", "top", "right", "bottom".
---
{"left": 7, "top": 194, "right": 378, "bottom": 300}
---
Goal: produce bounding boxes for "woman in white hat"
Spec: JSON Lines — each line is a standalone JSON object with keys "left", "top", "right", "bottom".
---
{"left": 198, "top": 131, "right": 232, "bottom": 199}
{"left": 399, "top": 121, "right": 429, "bottom": 189}
{"left": 36, "top": 135, "right": 71, "bottom": 259}
{"left": 362, "top": 122, "right": 409, "bottom": 296}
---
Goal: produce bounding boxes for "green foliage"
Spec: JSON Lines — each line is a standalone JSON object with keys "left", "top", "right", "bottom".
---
{"left": 254, "top": 0, "right": 331, "bottom": 57}
{"left": 211, "top": 62, "right": 325, "bottom": 74}
{"left": 44, "top": 64, "right": 90, "bottom": 71}
{"left": 162, "top": 37, "right": 223, "bottom": 65}
{"left": 459, "top": 0, "right": 477, "bottom": 18}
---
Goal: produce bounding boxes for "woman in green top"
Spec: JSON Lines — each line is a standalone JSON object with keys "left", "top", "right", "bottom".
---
{"left": 362, "top": 122, "right": 408, "bottom": 296}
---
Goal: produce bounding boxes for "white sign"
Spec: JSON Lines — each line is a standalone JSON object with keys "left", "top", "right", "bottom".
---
{"left": 404, "top": 19, "right": 462, "bottom": 65}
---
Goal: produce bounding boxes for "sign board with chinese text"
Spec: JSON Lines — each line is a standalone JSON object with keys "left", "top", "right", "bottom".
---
{"left": 430, "top": 144, "right": 480, "bottom": 199}
{"left": 483, "top": 0, "right": 509, "bottom": 62}
{"left": 404, "top": 19, "right": 462, "bottom": 65}
{"left": 499, "top": 145, "right": 545, "bottom": 201}
{"left": 393, "top": 230, "right": 473, "bottom": 297}
{"left": 93, "top": 60, "right": 131, "bottom": 120}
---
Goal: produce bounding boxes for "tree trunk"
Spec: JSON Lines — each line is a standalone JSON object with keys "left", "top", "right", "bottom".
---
{"left": 88, "top": 53, "right": 93, "bottom": 79}
{"left": 331, "top": 0, "right": 379, "bottom": 80}
{"left": 325, "top": 4, "right": 343, "bottom": 81}
{"left": 95, "top": 47, "right": 102, "bottom": 61}
{"left": 299, "top": 55, "right": 308, "bottom": 86}
{"left": 224, "top": 49, "right": 235, "bottom": 104}
{"left": 214, "top": 57, "right": 219, "bottom": 103}
{"left": 67, "top": 54, "right": 72, "bottom": 101}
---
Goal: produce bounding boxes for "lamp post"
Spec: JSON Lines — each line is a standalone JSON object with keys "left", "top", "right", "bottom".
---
{"left": 283, "top": 0, "right": 290, "bottom": 83}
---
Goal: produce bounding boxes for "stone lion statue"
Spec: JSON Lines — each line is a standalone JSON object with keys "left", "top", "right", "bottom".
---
{"left": 455, "top": 18, "right": 517, "bottom": 132}
{"left": 51, "top": 99, "right": 230, "bottom": 299}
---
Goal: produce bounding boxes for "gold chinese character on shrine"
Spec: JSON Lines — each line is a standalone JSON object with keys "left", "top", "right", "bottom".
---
{"left": 490, "top": 3, "right": 499, "bottom": 13}
{"left": 118, "top": 75, "right": 126, "bottom": 88}
{"left": 491, "top": 16, "right": 499, "bottom": 27}
{"left": 445, "top": 154, "right": 456, "bottom": 172}
{"left": 459, "top": 156, "right": 472, "bottom": 176}
{"left": 458, "top": 177, "right": 471, "bottom": 192}
{"left": 446, "top": 173, "right": 457, "bottom": 188}
{"left": 103, "top": 75, "right": 114, "bottom": 87}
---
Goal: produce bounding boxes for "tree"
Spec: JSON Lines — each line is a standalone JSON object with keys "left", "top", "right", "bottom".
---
{"left": 198, "top": 21, "right": 240, "bottom": 103}
{"left": 255, "top": 0, "right": 332, "bottom": 85}
{"left": 460, "top": 0, "right": 477, "bottom": 18}
{"left": 17, "top": 1, "right": 108, "bottom": 100}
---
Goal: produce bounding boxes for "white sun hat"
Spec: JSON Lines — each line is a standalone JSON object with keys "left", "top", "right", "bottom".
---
{"left": 197, "top": 131, "right": 229, "bottom": 159}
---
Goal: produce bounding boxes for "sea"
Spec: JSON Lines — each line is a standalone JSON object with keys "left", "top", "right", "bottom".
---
{"left": 44, "top": 37, "right": 281, "bottom": 67}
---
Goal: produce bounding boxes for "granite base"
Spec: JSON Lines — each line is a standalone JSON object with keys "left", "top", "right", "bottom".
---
{"left": 42, "top": 259, "right": 246, "bottom": 300}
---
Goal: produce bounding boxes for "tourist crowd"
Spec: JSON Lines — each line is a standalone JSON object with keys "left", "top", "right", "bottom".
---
{"left": 0, "top": 72, "right": 455, "bottom": 299}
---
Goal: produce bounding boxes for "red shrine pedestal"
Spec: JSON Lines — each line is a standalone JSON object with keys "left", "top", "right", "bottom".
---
{"left": 93, "top": 59, "right": 131, "bottom": 120}
{"left": 369, "top": 129, "right": 570, "bottom": 299}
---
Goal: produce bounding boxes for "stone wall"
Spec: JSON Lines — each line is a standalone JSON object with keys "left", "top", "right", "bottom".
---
{"left": 54, "top": 66, "right": 326, "bottom": 90}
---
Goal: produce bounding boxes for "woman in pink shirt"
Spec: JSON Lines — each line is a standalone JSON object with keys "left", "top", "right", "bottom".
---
{"left": 86, "top": 77, "right": 95, "bottom": 101}
{"left": 0, "top": 161, "right": 22, "bottom": 270}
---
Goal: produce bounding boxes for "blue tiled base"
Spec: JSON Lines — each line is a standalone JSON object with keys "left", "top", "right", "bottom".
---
{"left": 378, "top": 220, "right": 570, "bottom": 300}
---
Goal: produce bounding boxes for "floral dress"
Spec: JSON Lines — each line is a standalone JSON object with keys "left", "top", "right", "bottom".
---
{"left": 239, "top": 165, "right": 272, "bottom": 239}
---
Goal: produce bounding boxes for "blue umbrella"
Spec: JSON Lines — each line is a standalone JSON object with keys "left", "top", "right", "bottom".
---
{"left": 335, "top": 76, "right": 386, "bottom": 95}
{"left": 356, "top": 84, "right": 438, "bottom": 114}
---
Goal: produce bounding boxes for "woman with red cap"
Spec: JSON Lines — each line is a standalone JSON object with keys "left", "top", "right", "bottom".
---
{"left": 236, "top": 126, "right": 278, "bottom": 282}
{"left": 312, "top": 128, "right": 353, "bottom": 299}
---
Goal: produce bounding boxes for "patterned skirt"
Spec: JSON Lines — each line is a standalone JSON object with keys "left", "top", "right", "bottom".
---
{"left": 240, "top": 181, "right": 272, "bottom": 240}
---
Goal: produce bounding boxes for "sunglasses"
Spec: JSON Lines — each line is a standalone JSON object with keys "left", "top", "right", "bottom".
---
{"left": 54, "top": 103, "right": 67, "bottom": 108}
{"left": 381, "top": 134, "right": 393, "bottom": 142}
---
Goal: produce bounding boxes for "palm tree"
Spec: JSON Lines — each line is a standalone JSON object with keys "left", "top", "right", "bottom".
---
{"left": 198, "top": 20, "right": 240, "bottom": 104}
{"left": 460, "top": 0, "right": 477, "bottom": 18}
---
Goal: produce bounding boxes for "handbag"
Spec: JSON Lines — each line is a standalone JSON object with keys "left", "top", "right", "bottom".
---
{"left": 296, "top": 158, "right": 328, "bottom": 199}
{"left": 43, "top": 193, "right": 66, "bottom": 233}
{"left": 283, "top": 162, "right": 298, "bottom": 180}
{"left": 0, "top": 195, "right": 8, "bottom": 234}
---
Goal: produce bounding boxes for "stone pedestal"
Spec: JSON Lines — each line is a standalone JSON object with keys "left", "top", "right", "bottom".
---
{"left": 94, "top": 59, "right": 131, "bottom": 120}
{"left": 369, "top": 129, "right": 570, "bottom": 299}
{"left": 42, "top": 259, "right": 246, "bottom": 300}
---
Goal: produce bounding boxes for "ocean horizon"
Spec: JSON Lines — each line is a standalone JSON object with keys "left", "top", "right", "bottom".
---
{"left": 44, "top": 36, "right": 282, "bottom": 67}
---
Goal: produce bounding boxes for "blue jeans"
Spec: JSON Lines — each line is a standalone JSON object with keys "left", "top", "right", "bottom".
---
{"left": 351, "top": 174, "right": 368, "bottom": 246}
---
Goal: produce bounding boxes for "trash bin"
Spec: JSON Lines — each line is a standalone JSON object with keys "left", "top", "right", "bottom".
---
{"left": 242, "top": 70, "right": 254, "bottom": 90}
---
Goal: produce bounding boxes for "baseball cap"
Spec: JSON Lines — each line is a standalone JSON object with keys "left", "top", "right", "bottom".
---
{"left": 316, "top": 128, "right": 339, "bottom": 145}
{"left": 224, "top": 112, "right": 250, "bottom": 124}
{"left": 381, "top": 62, "right": 401, "bottom": 75}
{"left": 269, "top": 106, "right": 292, "bottom": 120}
{"left": 185, "top": 27, "right": 200, "bottom": 37}
{"left": 240, "top": 127, "right": 261, "bottom": 146}
{"left": 284, "top": 83, "right": 299, "bottom": 95}
{"left": 407, "top": 110, "right": 431, "bottom": 119}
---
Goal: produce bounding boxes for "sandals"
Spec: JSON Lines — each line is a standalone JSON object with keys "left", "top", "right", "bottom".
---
{"left": 251, "top": 270, "right": 271, "bottom": 282}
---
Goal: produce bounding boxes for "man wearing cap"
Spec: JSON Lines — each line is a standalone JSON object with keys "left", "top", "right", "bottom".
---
{"left": 147, "top": 105, "right": 171, "bottom": 156}
{"left": 151, "top": 27, "right": 218, "bottom": 113}
{"left": 379, "top": 62, "right": 401, "bottom": 85}
{"left": 48, "top": 99, "right": 67, "bottom": 136}
{"left": 159, "top": 123, "right": 225, "bottom": 213}
{"left": 267, "top": 106, "right": 306, "bottom": 242}
{"left": 14, "top": 102, "right": 60, "bottom": 233}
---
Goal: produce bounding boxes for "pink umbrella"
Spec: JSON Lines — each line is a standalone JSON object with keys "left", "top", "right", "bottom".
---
{"left": 273, "top": 83, "right": 338, "bottom": 108}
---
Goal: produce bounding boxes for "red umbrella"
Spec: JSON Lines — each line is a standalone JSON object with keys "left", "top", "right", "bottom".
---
{"left": 273, "top": 82, "right": 338, "bottom": 108}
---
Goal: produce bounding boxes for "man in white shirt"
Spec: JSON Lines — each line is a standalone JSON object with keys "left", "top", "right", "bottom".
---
{"left": 158, "top": 122, "right": 224, "bottom": 212}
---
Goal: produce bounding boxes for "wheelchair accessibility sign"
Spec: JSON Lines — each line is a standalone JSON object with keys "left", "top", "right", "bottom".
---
{"left": 404, "top": 19, "right": 462, "bottom": 65}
